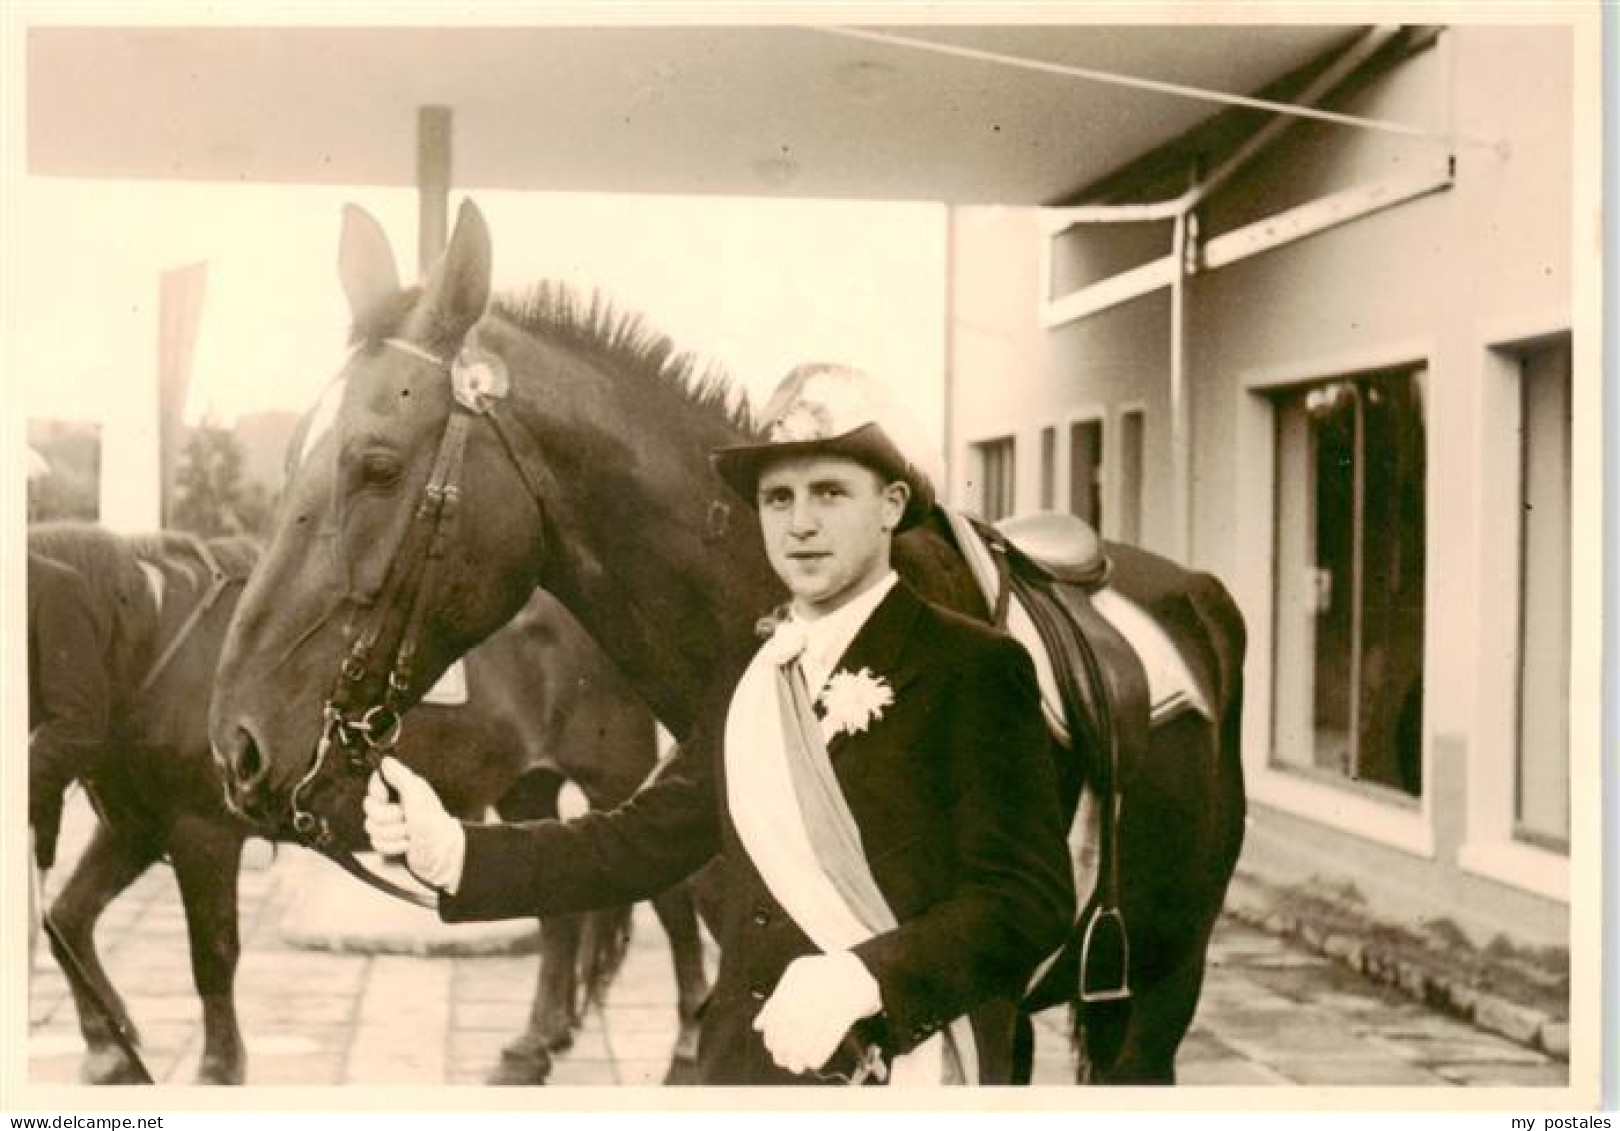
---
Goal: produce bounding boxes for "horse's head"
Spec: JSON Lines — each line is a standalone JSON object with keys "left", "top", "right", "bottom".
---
{"left": 209, "top": 201, "right": 549, "bottom": 844}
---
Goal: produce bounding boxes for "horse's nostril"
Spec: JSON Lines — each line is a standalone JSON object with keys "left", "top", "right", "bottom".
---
{"left": 231, "top": 728, "right": 267, "bottom": 790}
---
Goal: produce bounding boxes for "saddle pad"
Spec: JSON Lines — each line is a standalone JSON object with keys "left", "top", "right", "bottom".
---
{"left": 1090, "top": 588, "right": 1210, "bottom": 726}
{"left": 944, "top": 510, "right": 1208, "bottom": 742}
{"left": 421, "top": 659, "right": 469, "bottom": 706}
{"left": 137, "top": 560, "right": 166, "bottom": 616}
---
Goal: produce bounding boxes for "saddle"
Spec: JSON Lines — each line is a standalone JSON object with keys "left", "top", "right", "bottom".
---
{"left": 943, "top": 509, "right": 1156, "bottom": 1014}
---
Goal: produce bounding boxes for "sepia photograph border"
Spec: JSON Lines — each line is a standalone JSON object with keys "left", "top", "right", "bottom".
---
{"left": 1, "top": 0, "right": 1608, "bottom": 1116}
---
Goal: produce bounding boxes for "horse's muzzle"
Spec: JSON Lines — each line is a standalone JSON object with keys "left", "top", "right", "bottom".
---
{"left": 214, "top": 723, "right": 279, "bottom": 831}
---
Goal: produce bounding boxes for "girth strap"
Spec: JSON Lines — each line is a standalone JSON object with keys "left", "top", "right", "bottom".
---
{"left": 971, "top": 519, "right": 1150, "bottom": 1008}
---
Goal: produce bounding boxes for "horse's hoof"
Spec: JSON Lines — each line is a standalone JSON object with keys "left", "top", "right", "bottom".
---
{"left": 196, "top": 1058, "right": 245, "bottom": 1085}
{"left": 486, "top": 1047, "right": 551, "bottom": 1086}
{"left": 81, "top": 1046, "right": 147, "bottom": 1085}
{"left": 662, "top": 1055, "right": 701, "bottom": 1086}
{"left": 542, "top": 1028, "right": 575, "bottom": 1054}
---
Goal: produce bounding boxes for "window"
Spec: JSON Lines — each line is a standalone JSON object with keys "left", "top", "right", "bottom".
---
{"left": 1069, "top": 418, "right": 1104, "bottom": 530}
{"left": 1039, "top": 426, "right": 1057, "bottom": 511}
{"left": 1272, "top": 368, "right": 1427, "bottom": 798}
{"left": 974, "top": 436, "right": 1016, "bottom": 522}
{"left": 1118, "top": 408, "right": 1145, "bottom": 544}
{"left": 1515, "top": 341, "right": 1571, "bottom": 850}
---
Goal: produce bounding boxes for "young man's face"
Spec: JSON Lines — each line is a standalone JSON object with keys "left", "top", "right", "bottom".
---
{"left": 756, "top": 454, "right": 908, "bottom": 619}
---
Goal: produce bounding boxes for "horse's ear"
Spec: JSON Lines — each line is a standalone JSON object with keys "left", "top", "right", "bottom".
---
{"left": 420, "top": 199, "right": 492, "bottom": 343}
{"left": 338, "top": 204, "right": 401, "bottom": 321}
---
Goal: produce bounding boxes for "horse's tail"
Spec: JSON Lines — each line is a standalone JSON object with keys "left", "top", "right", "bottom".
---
{"left": 575, "top": 904, "right": 635, "bottom": 1010}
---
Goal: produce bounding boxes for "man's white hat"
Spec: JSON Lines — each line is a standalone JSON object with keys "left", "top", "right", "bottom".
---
{"left": 712, "top": 364, "right": 942, "bottom": 531}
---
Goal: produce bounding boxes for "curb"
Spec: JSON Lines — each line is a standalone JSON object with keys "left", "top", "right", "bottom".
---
{"left": 272, "top": 848, "right": 541, "bottom": 957}
{"left": 1222, "top": 888, "right": 1567, "bottom": 1063}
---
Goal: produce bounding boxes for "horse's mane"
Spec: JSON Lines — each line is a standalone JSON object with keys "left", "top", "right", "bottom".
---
{"left": 351, "top": 282, "right": 758, "bottom": 438}
{"left": 27, "top": 522, "right": 160, "bottom": 692}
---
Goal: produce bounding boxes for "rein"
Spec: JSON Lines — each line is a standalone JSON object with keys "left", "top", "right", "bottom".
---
{"left": 136, "top": 534, "right": 233, "bottom": 698}
{"left": 286, "top": 336, "right": 545, "bottom": 910}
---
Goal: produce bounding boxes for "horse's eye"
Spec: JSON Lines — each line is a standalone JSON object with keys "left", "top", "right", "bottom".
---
{"left": 359, "top": 452, "right": 403, "bottom": 488}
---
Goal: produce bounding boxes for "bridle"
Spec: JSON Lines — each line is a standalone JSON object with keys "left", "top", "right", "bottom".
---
{"left": 287, "top": 334, "right": 548, "bottom": 907}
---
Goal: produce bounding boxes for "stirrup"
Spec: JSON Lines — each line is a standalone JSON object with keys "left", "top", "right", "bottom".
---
{"left": 1079, "top": 906, "right": 1132, "bottom": 1003}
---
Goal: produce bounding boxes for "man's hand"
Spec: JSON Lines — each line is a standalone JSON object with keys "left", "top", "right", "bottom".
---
{"left": 363, "top": 756, "right": 466, "bottom": 895}
{"left": 752, "top": 951, "right": 882, "bottom": 1076}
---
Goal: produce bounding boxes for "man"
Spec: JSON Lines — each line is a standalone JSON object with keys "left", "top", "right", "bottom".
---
{"left": 367, "top": 364, "right": 1074, "bottom": 1085}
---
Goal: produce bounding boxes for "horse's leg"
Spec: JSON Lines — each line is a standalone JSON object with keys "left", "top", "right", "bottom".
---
{"left": 484, "top": 914, "right": 581, "bottom": 1085}
{"left": 1084, "top": 927, "right": 1213, "bottom": 1085}
{"left": 487, "top": 767, "right": 565, "bottom": 1086}
{"left": 648, "top": 882, "right": 706, "bottom": 1084}
{"left": 45, "top": 823, "right": 159, "bottom": 1084}
{"left": 166, "top": 813, "right": 247, "bottom": 1084}
{"left": 539, "top": 913, "right": 585, "bottom": 1048}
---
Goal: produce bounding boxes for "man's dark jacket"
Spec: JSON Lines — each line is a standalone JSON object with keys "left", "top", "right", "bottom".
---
{"left": 442, "top": 581, "right": 1075, "bottom": 1084}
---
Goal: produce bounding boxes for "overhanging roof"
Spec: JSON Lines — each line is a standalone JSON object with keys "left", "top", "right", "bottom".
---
{"left": 28, "top": 23, "right": 1364, "bottom": 204}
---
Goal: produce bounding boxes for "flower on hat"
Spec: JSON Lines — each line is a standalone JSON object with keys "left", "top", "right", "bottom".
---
{"left": 763, "top": 364, "right": 885, "bottom": 442}
{"left": 816, "top": 667, "right": 894, "bottom": 744}
{"left": 770, "top": 400, "right": 832, "bottom": 443}
{"left": 713, "top": 362, "right": 944, "bottom": 531}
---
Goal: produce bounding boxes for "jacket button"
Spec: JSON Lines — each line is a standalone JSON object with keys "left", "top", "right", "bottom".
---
{"left": 750, "top": 986, "right": 768, "bottom": 1002}
{"left": 752, "top": 908, "right": 771, "bottom": 927}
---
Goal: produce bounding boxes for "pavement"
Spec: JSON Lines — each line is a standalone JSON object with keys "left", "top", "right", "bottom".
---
{"left": 25, "top": 799, "right": 1569, "bottom": 1091}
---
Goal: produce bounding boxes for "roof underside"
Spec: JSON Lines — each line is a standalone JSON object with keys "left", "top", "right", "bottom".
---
{"left": 29, "top": 23, "right": 1365, "bottom": 204}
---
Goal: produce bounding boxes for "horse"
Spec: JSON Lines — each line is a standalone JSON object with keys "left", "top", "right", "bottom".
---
{"left": 28, "top": 523, "right": 261, "bottom": 1084}
{"left": 209, "top": 199, "right": 1247, "bottom": 1084}
{"left": 28, "top": 524, "right": 710, "bottom": 1085}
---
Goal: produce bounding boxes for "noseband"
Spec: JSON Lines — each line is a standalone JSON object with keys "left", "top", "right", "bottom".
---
{"left": 288, "top": 335, "right": 544, "bottom": 907}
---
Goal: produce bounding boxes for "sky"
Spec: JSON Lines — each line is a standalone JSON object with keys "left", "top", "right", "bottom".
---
{"left": 8, "top": 177, "right": 947, "bottom": 446}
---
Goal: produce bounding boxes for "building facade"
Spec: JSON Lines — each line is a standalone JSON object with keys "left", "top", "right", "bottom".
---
{"left": 944, "top": 25, "right": 1584, "bottom": 948}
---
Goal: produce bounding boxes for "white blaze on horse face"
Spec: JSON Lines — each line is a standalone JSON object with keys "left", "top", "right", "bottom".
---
{"left": 298, "top": 377, "right": 347, "bottom": 469}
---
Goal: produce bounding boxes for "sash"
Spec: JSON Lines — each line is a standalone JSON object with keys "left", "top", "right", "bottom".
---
{"left": 725, "top": 640, "right": 979, "bottom": 1086}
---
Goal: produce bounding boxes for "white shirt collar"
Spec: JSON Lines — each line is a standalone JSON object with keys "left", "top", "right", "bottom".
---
{"left": 791, "top": 571, "right": 899, "bottom": 696}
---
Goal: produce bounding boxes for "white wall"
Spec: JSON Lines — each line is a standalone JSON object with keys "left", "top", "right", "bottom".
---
{"left": 943, "top": 26, "right": 1580, "bottom": 940}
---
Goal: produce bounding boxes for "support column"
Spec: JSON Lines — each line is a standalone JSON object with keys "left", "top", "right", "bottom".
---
{"left": 417, "top": 106, "right": 452, "bottom": 273}
{"left": 1168, "top": 211, "right": 1192, "bottom": 563}
{"left": 156, "top": 262, "right": 207, "bottom": 525}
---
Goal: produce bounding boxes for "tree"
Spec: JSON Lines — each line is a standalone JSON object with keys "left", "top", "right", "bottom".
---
{"left": 168, "top": 421, "right": 273, "bottom": 537}
{"left": 26, "top": 425, "right": 101, "bottom": 524}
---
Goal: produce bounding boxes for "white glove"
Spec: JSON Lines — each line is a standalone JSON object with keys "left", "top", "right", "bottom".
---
{"left": 364, "top": 756, "right": 466, "bottom": 895}
{"left": 752, "top": 951, "right": 882, "bottom": 1076}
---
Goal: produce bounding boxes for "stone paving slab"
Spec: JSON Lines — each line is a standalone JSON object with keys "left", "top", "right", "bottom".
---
{"left": 26, "top": 799, "right": 1568, "bottom": 1090}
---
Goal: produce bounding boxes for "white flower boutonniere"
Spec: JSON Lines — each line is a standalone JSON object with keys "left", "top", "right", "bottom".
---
{"left": 816, "top": 667, "right": 895, "bottom": 744}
